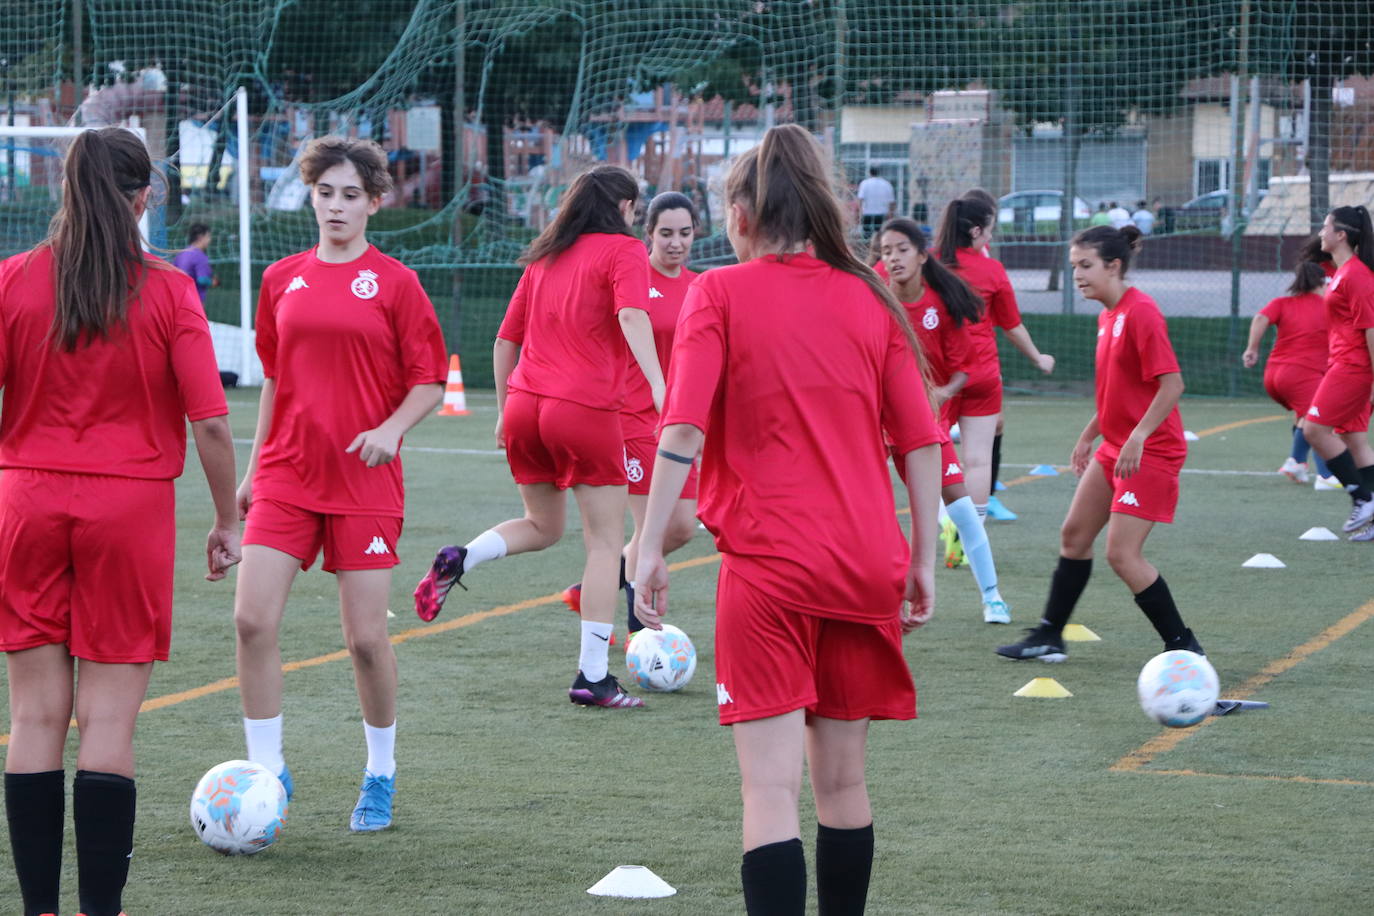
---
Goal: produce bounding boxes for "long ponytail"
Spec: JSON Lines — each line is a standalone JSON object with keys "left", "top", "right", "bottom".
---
{"left": 879, "top": 218, "right": 982, "bottom": 327}
{"left": 935, "top": 195, "right": 995, "bottom": 267}
{"left": 1330, "top": 205, "right": 1374, "bottom": 274}
{"left": 45, "top": 127, "right": 153, "bottom": 351}
{"left": 724, "top": 124, "right": 924, "bottom": 371}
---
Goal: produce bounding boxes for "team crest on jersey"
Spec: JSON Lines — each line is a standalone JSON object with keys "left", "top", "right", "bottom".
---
{"left": 626, "top": 456, "right": 644, "bottom": 483}
{"left": 351, "top": 269, "right": 380, "bottom": 300}
{"left": 1112, "top": 313, "right": 1125, "bottom": 338}
{"left": 922, "top": 306, "right": 940, "bottom": 330}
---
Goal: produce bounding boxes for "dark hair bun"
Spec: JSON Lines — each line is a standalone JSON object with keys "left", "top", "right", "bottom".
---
{"left": 1119, "top": 223, "right": 1144, "bottom": 253}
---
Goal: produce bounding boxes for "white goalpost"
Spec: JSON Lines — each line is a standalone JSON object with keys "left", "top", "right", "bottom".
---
{"left": 0, "top": 87, "right": 258, "bottom": 386}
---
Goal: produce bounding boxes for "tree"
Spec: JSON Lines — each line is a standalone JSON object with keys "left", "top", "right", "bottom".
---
{"left": 1252, "top": 0, "right": 1374, "bottom": 231}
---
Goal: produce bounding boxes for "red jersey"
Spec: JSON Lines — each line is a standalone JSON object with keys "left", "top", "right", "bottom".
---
{"left": 1323, "top": 258, "right": 1374, "bottom": 371}
{"left": 950, "top": 247, "right": 1021, "bottom": 378}
{"left": 0, "top": 248, "right": 226, "bottom": 479}
{"left": 903, "top": 286, "right": 974, "bottom": 388}
{"left": 497, "top": 233, "right": 650, "bottom": 410}
{"left": 621, "top": 264, "right": 697, "bottom": 439}
{"left": 1094, "top": 287, "right": 1186, "bottom": 463}
{"left": 254, "top": 246, "right": 447, "bottom": 516}
{"left": 662, "top": 253, "right": 940, "bottom": 625}
{"left": 1259, "top": 293, "right": 1328, "bottom": 374}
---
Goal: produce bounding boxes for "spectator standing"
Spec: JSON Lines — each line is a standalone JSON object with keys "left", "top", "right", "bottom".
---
{"left": 857, "top": 168, "right": 896, "bottom": 237}
{"left": 172, "top": 223, "right": 215, "bottom": 304}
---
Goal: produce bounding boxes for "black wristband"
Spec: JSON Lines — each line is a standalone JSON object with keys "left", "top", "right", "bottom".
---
{"left": 657, "top": 447, "right": 695, "bottom": 465}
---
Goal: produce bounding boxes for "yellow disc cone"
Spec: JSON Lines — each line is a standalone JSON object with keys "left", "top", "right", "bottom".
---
{"left": 1013, "top": 677, "right": 1073, "bottom": 698}
{"left": 1062, "top": 624, "right": 1101, "bottom": 642}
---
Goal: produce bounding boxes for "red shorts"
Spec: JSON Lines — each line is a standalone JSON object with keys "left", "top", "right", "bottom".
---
{"left": 892, "top": 439, "right": 963, "bottom": 488}
{"left": 1307, "top": 366, "right": 1373, "bottom": 434}
{"left": 713, "top": 562, "right": 916, "bottom": 726}
{"left": 504, "top": 390, "right": 626, "bottom": 489}
{"left": 624, "top": 434, "right": 700, "bottom": 499}
{"left": 1263, "top": 361, "right": 1323, "bottom": 423}
{"left": 1095, "top": 446, "right": 1180, "bottom": 524}
{"left": 947, "top": 371, "right": 1002, "bottom": 419}
{"left": 0, "top": 470, "right": 175, "bottom": 663}
{"left": 243, "top": 499, "right": 402, "bottom": 573}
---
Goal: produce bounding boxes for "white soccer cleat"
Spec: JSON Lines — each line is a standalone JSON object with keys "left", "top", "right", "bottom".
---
{"left": 982, "top": 599, "right": 1012, "bottom": 624}
{"left": 1314, "top": 475, "right": 1343, "bottom": 491}
{"left": 1342, "top": 497, "right": 1374, "bottom": 533}
{"left": 1279, "top": 457, "right": 1309, "bottom": 484}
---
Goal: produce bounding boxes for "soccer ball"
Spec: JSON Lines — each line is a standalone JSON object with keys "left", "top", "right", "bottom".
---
{"left": 1136, "top": 650, "right": 1219, "bottom": 728}
{"left": 625, "top": 624, "right": 697, "bottom": 692}
{"left": 190, "top": 760, "right": 288, "bottom": 855}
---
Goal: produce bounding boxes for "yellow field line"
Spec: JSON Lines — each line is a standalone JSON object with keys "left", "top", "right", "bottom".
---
{"left": 1110, "top": 600, "right": 1374, "bottom": 777}
{"left": 1192, "top": 413, "right": 1287, "bottom": 438}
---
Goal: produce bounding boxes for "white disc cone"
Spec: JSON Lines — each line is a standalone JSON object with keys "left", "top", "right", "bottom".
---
{"left": 1183, "top": 430, "right": 1199, "bottom": 441}
{"left": 1299, "top": 527, "right": 1339, "bottom": 541}
{"left": 587, "top": 865, "right": 677, "bottom": 898}
{"left": 1242, "top": 553, "right": 1286, "bottom": 568}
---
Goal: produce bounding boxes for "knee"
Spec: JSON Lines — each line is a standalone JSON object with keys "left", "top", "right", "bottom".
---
{"left": 1105, "top": 543, "right": 1138, "bottom": 580}
{"left": 810, "top": 767, "right": 866, "bottom": 806}
{"left": 234, "top": 607, "right": 278, "bottom": 647}
{"left": 1059, "top": 524, "right": 1092, "bottom": 558}
{"left": 525, "top": 517, "right": 564, "bottom": 549}
{"left": 12, "top": 702, "right": 72, "bottom": 734}
{"left": 345, "top": 632, "right": 393, "bottom": 669}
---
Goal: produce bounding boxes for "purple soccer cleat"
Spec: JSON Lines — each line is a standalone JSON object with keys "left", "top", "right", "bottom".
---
{"left": 413, "top": 545, "right": 467, "bottom": 622}
{"left": 568, "top": 671, "right": 645, "bottom": 709}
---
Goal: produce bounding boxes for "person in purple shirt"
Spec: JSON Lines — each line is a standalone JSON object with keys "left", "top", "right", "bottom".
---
{"left": 172, "top": 223, "right": 215, "bottom": 303}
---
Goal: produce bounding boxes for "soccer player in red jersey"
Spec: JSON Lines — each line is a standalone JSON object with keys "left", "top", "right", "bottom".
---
{"left": 935, "top": 195, "right": 1056, "bottom": 521}
{"left": 634, "top": 125, "right": 942, "bottom": 916}
{"left": 998, "top": 225, "right": 1204, "bottom": 663}
{"left": 1242, "top": 259, "right": 1331, "bottom": 483}
{"left": 0, "top": 128, "right": 239, "bottom": 916}
{"left": 414, "top": 166, "right": 665, "bottom": 708}
{"left": 1300, "top": 206, "right": 1374, "bottom": 537}
{"left": 234, "top": 137, "right": 447, "bottom": 832}
{"left": 879, "top": 218, "right": 1012, "bottom": 624}
{"left": 560, "top": 192, "right": 702, "bottom": 638}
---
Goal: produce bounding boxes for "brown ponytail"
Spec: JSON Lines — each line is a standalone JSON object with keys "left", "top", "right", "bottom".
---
{"left": 723, "top": 125, "right": 924, "bottom": 374}
{"left": 45, "top": 128, "right": 154, "bottom": 351}
{"left": 935, "top": 196, "right": 995, "bottom": 267}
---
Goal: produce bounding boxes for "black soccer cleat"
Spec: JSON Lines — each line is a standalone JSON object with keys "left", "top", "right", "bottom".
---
{"left": 996, "top": 626, "right": 1068, "bottom": 662}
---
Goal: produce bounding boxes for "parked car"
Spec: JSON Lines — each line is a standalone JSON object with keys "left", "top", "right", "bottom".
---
{"left": 1173, "top": 189, "right": 1267, "bottom": 233}
{"left": 997, "top": 190, "right": 1091, "bottom": 232}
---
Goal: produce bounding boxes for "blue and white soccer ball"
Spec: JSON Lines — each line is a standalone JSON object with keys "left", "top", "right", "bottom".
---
{"left": 626, "top": 623, "right": 697, "bottom": 692}
{"left": 1136, "top": 650, "right": 1219, "bottom": 728}
{"left": 190, "top": 760, "right": 288, "bottom": 855}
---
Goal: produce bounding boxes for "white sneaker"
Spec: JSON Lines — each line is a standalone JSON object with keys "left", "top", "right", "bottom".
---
{"left": 1342, "top": 497, "right": 1374, "bottom": 532}
{"left": 1279, "top": 457, "right": 1309, "bottom": 483}
{"left": 1314, "top": 475, "right": 1343, "bottom": 491}
{"left": 1350, "top": 523, "right": 1374, "bottom": 542}
{"left": 982, "top": 599, "right": 1012, "bottom": 624}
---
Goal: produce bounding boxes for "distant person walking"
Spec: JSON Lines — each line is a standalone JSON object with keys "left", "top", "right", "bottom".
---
{"left": 1107, "top": 202, "right": 1132, "bottom": 229}
{"left": 857, "top": 168, "right": 896, "bottom": 237}
{"left": 172, "top": 222, "right": 215, "bottom": 304}
{"left": 1131, "top": 201, "right": 1155, "bottom": 235}
{"left": 1090, "top": 203, "right": 1111, "bottom": 227}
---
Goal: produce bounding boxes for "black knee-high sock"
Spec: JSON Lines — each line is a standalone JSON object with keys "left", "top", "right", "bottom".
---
{"left": 991, "top": 433, "right": 1003, "bottom": 489}
{"left": 1359, "top": 464, "right": 1374, "bottom": 494}
{"left": 742, "top": 838, "right": 806, "bottom": 916}
{"left": 816, "top": 823, "right": 874, "bottom": 916}
{"left": 1040, "top": 556, "right": 1093, "bottom": 633}
{"left": 5, "top": 770, "right": 64, "bottom": 916}
{"left": 1323, "top": 449, "right": 1371, "bottom": 501}
{"left": 1133, "top": 575, "right": 1188, "bottom": 646}
{"left": 74, "top": 770, "right": 136, "bottom": 916}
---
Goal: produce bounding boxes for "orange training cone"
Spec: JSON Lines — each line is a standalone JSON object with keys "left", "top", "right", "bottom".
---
{"left": 436, "top": 354, "right": 470, "bottom": 416}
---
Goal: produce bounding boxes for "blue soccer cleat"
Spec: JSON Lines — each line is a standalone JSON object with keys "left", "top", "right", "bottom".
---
{"left": 349, "top": 771, "right": 395, "bottom": 832}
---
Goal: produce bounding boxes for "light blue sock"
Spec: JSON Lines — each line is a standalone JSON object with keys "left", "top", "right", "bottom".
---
{"left": 946, "top": 496, "right": 1001, "bottom": 601}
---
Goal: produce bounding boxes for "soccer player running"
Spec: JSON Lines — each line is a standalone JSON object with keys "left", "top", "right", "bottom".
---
{"left": 1242, "top": 259, "right": 1331, "bottom": 484}
{"left": 0, "top": 128, "right": 239, "bottom": 916}
{"left": 634, "top": 125, "right": 942, "bottom": 916}
{"left": 1300, "top": 206, "right": 1374, "bottom": 538}
{"left": 414, "top": 166, "right": 665, "bottom": 708}
{"left": 234, "top": 137, "right": 447, "bottom": 832}
{"left": 561, "top": 192, "right": 701, "bottom": 640}
{"left": 880, "top": 217, "right": 1012, "bottom": 624}
{"left": 997, "top": 225, "right": 1204, "bottom": 663}
{"left": 936, "top": 194, "right": 1056, "bottom": 521}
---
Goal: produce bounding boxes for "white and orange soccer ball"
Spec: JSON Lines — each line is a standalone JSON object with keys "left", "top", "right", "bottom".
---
{"left": 190, "top": 760, "right": 288, "bottom": 855}
{"left": 625, "top": 624, "right": 697, "bottom": 692}
{"left": 1136, "top": 650, "right": 1219, "bottom": 728}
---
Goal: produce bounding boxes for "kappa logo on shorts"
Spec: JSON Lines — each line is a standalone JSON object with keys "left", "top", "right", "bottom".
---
{"left": 945, "top": 462, "right": 962, "bottom": 477}
{"left": 351, "top": 269, "right": 380, "bottom": 300}
{"left": 1112, "top": 313, "right": 1126, "bottom": 338}
{"left": 922, "top": 306, "right": 940, "bottom": 330}
{"left": 716, "top": 683, "right": 734, "bottom": 705}
{"left": 625, "top": 456, "right": 645, "bottom": 483}
{"left": 1308, "top": 405, "right": 1321, "bottom": 417}
{"left": 285, "top": 275, "right": 309, "bottom": 294}
{"left": 363, "top": 536, "right": 390, "bottom": 555}
{"left": 649, "top": 286, "right": 664, "bottom": 299}
{"left": 1118, "top": 491, "right": 1140, "bottom": 507}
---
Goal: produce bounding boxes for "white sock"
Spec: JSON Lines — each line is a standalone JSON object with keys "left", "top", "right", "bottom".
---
{"left": 974, "top": 502, "right": 989, "bottom": 519}
{"left": 579, "top": 620, "right": 613, "bottom": 682}
{"left": 462, "top": 529, "right": 507, "bottom": 574}
{"left": 364, "top": 720, "right": 397, "bottom": 779}
{"left": 243, "top": 714, "right": 285, "bottom": 774}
